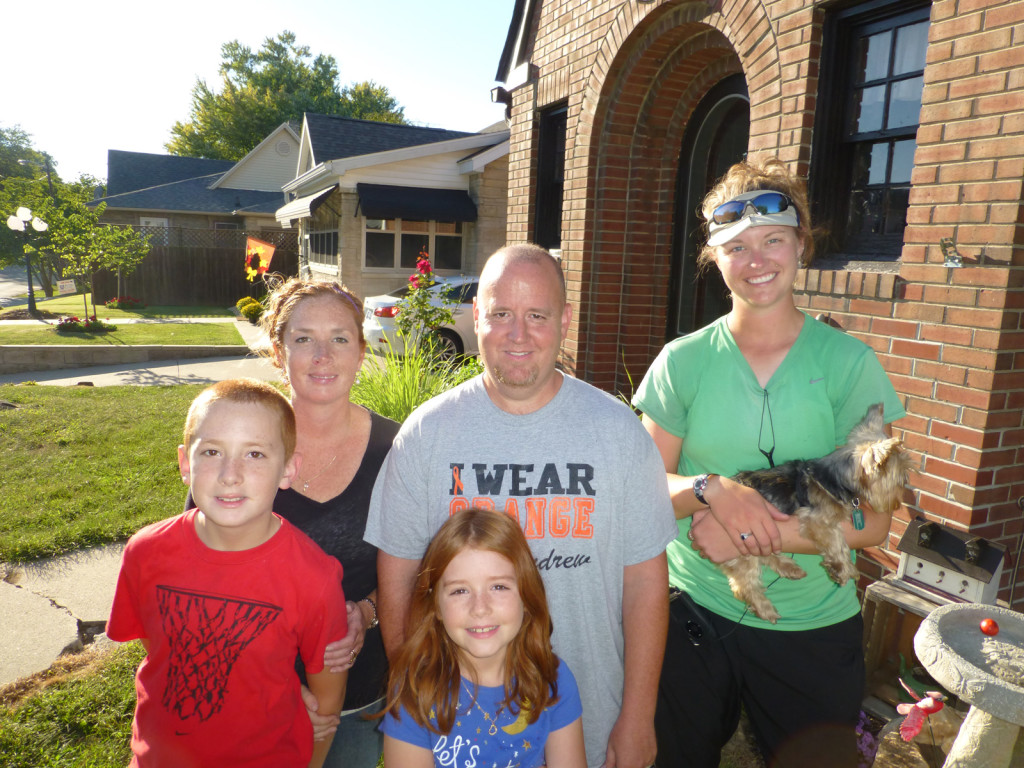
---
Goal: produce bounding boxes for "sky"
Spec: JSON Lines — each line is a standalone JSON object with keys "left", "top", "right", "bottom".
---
{"left": 2, "top": 0, "right": 515, "bottom": 182}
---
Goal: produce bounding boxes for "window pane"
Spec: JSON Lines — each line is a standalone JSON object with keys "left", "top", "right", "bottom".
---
{"left": 435, "top": 221, "right": 461, "bottom": 235}
{"left": 884, "top": 187, "right": 910, "bottom": 235}
{"left": 893, "top": 22, "right": 929, "bottom": 75}
{"left": 890, "top": 139, "right": 916, "bottom": 183}
{"left": 401, "top": 233, "right": 429, "bottom": 268}
{"left": 365, "top": 232, "right": 395, "bottom": 268}
{"left": 434, "top": 235, "right": 462, "bottom": 270}
{"left": 365, "top": 219, "right": 396, "bottom": 232}
{"left": 887, "top": 76, "right": 924, "bottom": 129}
{"left": 868, "top": 143, "right": 889, "bottom": 186}
{"left": 850, "top": 85, "right": 886, "bottom": 133}
{"left": 855, "top": 30, "right": 892, "bottom": 83}
{"left": 845, "top": 188, "right": 886, "bottom": 239}
{"left": 402, "top": 220, "right": 429, "bottom": 234}
{"left": 310, "top": 231, "right": 338, "bottom": 266}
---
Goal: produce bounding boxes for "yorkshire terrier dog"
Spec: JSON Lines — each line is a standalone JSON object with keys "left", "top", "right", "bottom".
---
{"left": 719, "top": 403, "right": 911, "bottom": 623}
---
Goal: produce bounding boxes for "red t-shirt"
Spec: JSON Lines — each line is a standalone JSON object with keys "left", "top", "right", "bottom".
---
{"left": 108, "top": 509, "right": 347, "bottom": 767}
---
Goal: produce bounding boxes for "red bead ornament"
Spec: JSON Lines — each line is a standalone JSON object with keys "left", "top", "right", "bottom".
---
{"left": 980, "top": 618, "right": 1000, "bottom": 636}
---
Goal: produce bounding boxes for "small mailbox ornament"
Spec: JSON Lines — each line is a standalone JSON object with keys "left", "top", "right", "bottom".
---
{"left": 896, "top": 519, "right": 1007, "bottom": 604}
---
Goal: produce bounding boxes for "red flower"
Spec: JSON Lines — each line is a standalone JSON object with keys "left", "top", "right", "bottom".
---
{"left": 409, "top": 275, "right": 421, "bottom": 288}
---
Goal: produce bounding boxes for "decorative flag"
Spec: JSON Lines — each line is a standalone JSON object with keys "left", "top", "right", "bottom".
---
{"left": 245, "top": 237, "right": 275, "bottom": 282}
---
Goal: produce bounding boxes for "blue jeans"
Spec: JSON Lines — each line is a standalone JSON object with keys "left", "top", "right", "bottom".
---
{"left": 323, "top": 698, "right": 384, "bottom": 768}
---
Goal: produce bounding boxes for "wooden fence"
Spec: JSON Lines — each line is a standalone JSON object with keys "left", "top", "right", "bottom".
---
{"left": 93, "top": 228, "right": 298, "bottom": 306}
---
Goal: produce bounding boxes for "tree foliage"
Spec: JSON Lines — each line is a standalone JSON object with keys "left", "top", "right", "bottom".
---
{"left": 1, "top": 168, "right": 149, "bottom": 303}
{"left": 166, "top": 31, "right": 406, "bottom": 161}
{"left": 0, "top": 124, "right": 54, "bottom": 181}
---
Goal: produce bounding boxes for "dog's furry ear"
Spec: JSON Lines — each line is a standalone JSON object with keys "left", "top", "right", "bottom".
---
{"left": 863, "top": 403, "right": 884, "bottom": 429}
{"left": 861, "top": 437, "right": 902, "bottom": 477}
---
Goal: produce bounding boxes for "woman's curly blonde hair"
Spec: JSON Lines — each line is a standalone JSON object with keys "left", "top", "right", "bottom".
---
{"left": 697, "top": 157, "right": 816, "bottom": 269}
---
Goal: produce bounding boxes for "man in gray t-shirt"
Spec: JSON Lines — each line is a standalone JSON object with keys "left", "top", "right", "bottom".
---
{"left": 365, "top": 245, "right": 676, "bottom": 768}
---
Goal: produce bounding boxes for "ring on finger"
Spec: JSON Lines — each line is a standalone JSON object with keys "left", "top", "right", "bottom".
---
{"left": 687, "top": 529, "right": 695, "bottom": 541}
{"left": 739, "top": 532, "right": 753, "bottom": 541}
{"left": 349, "top": 650, "right": 357, "bottom": 660}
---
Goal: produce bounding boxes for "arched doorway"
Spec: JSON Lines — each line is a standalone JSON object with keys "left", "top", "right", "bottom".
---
{"left": 667, "top": 74, "right": 750, "bottom": 339}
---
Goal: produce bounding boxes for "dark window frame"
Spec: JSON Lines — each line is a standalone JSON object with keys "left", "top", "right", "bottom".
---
{"left": 534, "top": 103, "right": 568, "bottom": 250}
{"left": 811, "top": 0, "right": 931, "bottom": 261}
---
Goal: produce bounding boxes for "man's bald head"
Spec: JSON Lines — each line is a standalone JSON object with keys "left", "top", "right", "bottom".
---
{"left": 480, "top": 244, "right": 566, "bottom": 306}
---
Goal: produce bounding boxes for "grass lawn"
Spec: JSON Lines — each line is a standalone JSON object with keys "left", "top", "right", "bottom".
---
{"left": 0, "top": 293, "right": 233, "bottom": 319}
{"left": 0, "top": 322, "right": 245, "bottom": 346}
{"left": 0, "top": 643, "right": 141, "bottom": 768}
{"left": 0, "top": 383, "right": 207, "bottom": 562}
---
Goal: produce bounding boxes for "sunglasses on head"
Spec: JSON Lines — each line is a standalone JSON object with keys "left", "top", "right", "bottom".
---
{"left": 711, "top": 191, "right": 794, "bottom": 226}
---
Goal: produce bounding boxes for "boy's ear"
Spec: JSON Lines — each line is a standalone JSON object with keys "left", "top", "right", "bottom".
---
{"left": 279, "top": 453, "right": 301, "bottom": 490}
{"left": 177, "top": 445, "right": 190, "bottom": 483}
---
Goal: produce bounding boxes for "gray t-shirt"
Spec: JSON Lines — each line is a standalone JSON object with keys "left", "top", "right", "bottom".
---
{"left": 365, "top": 374, "right": 677, "bottom": 767}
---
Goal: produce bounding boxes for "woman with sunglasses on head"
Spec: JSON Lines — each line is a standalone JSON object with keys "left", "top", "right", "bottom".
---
{"left": 632, "top": 158, "right": 904, "bottom": 768}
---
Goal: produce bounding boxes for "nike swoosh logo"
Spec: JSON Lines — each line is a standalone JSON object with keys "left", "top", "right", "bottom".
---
{"left": 810, "top": 377, "right": 824, "bottom": 384}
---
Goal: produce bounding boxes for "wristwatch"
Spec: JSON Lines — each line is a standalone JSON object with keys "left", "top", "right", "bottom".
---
{"left": 692, "top": 473, "right": 715, "bottom": 506}
{"left": 359, "top": 596, "right": 379, "bottom": 630}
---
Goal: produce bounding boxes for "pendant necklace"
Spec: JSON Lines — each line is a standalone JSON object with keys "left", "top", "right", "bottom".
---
{"left": 462, "top": 680, "right": 503, "bottom": 736}
{"left": 300, "top": 454, "right": 337, "bottom": 493}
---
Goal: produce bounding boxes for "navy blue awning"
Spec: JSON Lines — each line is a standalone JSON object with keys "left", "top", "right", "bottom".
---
{"left": 356, "top": 183, "right": 477, "bottom": 222}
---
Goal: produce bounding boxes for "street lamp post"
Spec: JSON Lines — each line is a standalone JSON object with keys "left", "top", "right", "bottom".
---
{"left": 6, "top": 206, "right": 48, "bottom": 315}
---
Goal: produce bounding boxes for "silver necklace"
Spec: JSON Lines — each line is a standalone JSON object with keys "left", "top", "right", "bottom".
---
{"left": 300, "top": 454, "right": 337, "bottom": 493}
{"left": 461, "top": 680, "right": 503, "bottom": 736}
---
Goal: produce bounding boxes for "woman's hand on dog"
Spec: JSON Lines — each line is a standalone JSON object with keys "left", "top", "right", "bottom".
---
{"left": 689, "top": 509, "right": 743, "bottom": 562}
{"left": 701, "top": 476, "right": 786, "bottom": 556}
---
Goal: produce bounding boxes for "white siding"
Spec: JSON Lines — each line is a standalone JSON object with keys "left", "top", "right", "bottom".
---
{"left": 220, "top": 135, "right": 301, "bottom": 191}
{"left": 337, "top": 150, "right": 472, "bottom": 191}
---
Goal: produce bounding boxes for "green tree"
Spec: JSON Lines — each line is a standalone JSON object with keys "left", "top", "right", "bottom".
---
{"left": 49, "top": 195, "right": 150, "bottom": 318}
{"left": 1, "top": 174, "right": 148, "bottom": 304}
{"left": 0, "top": 124, "right": 53, "bottom": 181}
{"left": 166, "top": 31, "right": 406, "bottom": 161}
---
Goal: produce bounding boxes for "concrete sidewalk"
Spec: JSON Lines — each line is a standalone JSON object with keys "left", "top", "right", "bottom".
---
{"left": 0, "top": 317, "right": 277, "bottom": 386}
{"left": 0, "top": 544, "right": 125, "bottom": 687}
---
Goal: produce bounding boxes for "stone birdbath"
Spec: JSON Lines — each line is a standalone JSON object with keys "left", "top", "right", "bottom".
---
{"left": 915, "top": 603, "right": 1024, "bottom": 768}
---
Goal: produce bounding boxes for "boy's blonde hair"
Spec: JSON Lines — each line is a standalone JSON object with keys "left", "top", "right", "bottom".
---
{"left": 183, "top": 378, "right": 296, "bottom": 458}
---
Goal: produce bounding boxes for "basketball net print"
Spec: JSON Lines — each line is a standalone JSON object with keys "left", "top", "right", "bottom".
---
{"left": 157, "top": 585, "right": 282, "bottom": 725}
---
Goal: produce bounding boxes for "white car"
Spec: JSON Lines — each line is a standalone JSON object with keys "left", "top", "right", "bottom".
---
{"left": 362, "top": 276, "right": 479, "bottom": 359}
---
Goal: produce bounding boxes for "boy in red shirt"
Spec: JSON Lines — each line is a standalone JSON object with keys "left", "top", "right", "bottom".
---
{"left": 109, "top": 378, "right": 347, "bottom": 767}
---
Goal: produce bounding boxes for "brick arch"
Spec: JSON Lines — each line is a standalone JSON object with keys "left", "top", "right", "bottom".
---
{"left": 561, "top": 1, "right": 785, "bottom": 391}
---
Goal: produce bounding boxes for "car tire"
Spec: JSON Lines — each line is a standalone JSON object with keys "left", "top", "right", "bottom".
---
{"left": 433, "top": 329, "right": 463, "bottom": 361}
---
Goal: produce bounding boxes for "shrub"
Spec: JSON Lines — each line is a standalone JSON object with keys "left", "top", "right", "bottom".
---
{"left": 54, "top": 315, "right": 117, "bottom": 333}
{"left": 104, "top": 296, "right": 145, "bottom": 310}
{"left": 395, "top": 251, "right": 456, "bottom": 348}
{"left": 238, "top": 300, "right": 263, "bottom": 324}
{"left": 352, "top": 337, "right": 481, "bottom": 423}
{"left": 236, "top": 296, "right": 259, "bottom": 312}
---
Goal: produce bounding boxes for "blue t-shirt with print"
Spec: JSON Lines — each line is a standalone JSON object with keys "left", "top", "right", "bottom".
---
{"left": 381, "top": 659, "right": 582, "bottom": 768}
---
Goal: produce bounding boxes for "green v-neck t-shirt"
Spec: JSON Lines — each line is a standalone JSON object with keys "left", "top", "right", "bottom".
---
{"left": 633, "top": 312, "right": 905, "bottom": 630}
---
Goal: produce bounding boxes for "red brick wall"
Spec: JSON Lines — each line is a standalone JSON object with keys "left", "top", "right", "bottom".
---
{"left": 505, "top": 0, "right": 1024, "bottom": 605}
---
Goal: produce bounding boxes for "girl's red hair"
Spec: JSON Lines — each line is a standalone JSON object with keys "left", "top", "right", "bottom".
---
{"left": 382, "top": 507, "right": 559, "bottom": 734}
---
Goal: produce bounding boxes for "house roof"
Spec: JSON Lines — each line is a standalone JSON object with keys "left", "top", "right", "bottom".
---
{"left": 95, "top": 149, "right": 282, "bottom": 215}
{"left": 304, "top": 114, "right": 477, "bottom": 165}
{"left": 496, "top": 0, "right": 539, "bottom": 83}
{"left": 104, "top": 150, "right": 236, "bottom": 197}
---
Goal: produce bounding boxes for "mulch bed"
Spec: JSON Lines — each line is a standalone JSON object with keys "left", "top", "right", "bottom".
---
{"left": 0, "top": 309, "right": 59, "bottom": 320}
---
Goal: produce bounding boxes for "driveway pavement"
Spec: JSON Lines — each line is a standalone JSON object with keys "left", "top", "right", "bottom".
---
{"left": 0, "top": 264, "right": 29, "bottom": 308}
